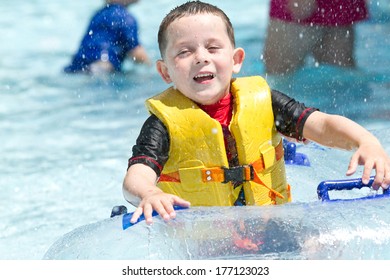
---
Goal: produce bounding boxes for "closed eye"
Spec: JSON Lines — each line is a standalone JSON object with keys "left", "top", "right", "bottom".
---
{"left": 208, "top": 46, "right": 221, "bottom": 53}
{"left": 177, "top": 49, "right": 191, "bottom": 58}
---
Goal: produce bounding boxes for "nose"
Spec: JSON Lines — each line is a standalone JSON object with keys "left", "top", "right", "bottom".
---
{"left": 195, "top": 48, "right": 210, "bottom": 64}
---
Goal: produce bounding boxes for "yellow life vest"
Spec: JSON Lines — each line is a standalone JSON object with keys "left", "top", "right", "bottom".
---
{"left": 146, "top": 76, "right": 290, "bottom": 206}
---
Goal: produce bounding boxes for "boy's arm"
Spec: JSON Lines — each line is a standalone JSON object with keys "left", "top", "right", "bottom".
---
{"left": 123, "top": 163, "right": 159, "bottom": 206}
{"left": 302, "top": 111, "right": 390, "bottom": 189}
{"left": 122, "top": 163, "right": 190, "bottom": 224}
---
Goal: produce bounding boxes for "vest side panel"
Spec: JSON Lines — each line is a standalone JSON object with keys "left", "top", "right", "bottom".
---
{"left": 146, "top": 88, "right": 235, "bottom": 206}
{"left": 230, "top": 76, "right": 289, "bottom": 205}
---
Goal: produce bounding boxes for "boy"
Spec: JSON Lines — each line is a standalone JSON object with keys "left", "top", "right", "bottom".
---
{"left": 123, "top": 1, "right": 390, "bottom": 225}
{"left": 64, "top": 0, "right": 150, "bottom": 74}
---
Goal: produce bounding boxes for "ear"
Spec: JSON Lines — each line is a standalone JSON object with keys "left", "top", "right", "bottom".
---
{"left": 232, "top": 47, "right": 245, "bottom": 74}
{"left": 156, "top": 59, "right": 172, "bottom": 83}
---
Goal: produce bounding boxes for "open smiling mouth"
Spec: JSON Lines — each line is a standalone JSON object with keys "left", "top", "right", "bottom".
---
{"left": 193, "top": 73, "right": 215, "bottom": 82}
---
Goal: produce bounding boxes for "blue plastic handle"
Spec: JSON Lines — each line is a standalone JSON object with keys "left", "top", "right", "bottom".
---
{"left": 317, "top": 176, "right": 390, "bottom": 201}
{"left": 283, "top": 139, "right": 310, "bottom": 166}
{"left": 122, "top": 205, "right": 187, "bottom": 230}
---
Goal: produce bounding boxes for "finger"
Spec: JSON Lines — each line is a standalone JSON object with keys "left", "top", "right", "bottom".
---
{"left": 161, "top": 198, "right": 176, "bottom": 219}
{"left": 372, "top": 159, "right": 385, "bottom": 190}
{"left": 161, "top": 196, "right": 191, "bottom": 219}
{"left": 143, "top": 204, "right": 155, "bottom": 225}
{"left": 362, "top": 160, "right": 374, "bottom": 186}
{"left": 382, "top": 163, "right": 390, "bottom": 189}
{"left": 152, "top": 202, "right": 171, "bottom": 221}
{"left": 346, "top": 153, "right": 358, "bottom": 176}
{"left": 130, "top": 206, "right": 143, "bottom": 224}
{"left": 172, "top": 196, "right": 191, "bottom": 208}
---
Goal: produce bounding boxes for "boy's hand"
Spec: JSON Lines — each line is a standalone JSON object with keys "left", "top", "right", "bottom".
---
{"left": 130, "top": 192, "right": 190, "bottom": 225}
{"left": 346, "top": 142, "right": 390, "bottom": 190}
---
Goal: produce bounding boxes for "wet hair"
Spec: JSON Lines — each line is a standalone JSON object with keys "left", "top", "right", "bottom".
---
{"left": 157, "top": 1, "right": 235, "bottom": 58}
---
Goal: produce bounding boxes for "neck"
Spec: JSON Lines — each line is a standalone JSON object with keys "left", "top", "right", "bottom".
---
{"left": 198, "top": 93, "right": 232, "bottom": 127}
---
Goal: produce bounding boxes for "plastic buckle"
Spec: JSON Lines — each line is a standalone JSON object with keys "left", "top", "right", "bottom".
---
{"left": 222, "top": 165, "right": 254, "bottom": 183}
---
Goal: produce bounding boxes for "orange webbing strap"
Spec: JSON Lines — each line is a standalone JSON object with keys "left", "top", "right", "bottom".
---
{"left": 201, "top": 165, "right": 253, "bottom": 183}
{"left": 243, "top": 140, "right": 284, "bottom": 174}
{"left": 159, "top": 172, "right": 180, "bottom": 182}
{"left": 275, "top": 140, "right": 284, "bottom": 162}
{"left": 287, "top": 184, "right": 292, "bottom": 202}
{"left": 252, "top": 168, "right": 284, "bottom": 200}
{"left": 159, "top": 141, "right": 284, "bottom": 186}
{"left": 250, "top": 141, "right": 285, "bottom": 199}
{"left": 201, "top": 167, "right": 226, "bottom": 183}
{"left": 201, "top": 140, "right": 284, "bottom": 183}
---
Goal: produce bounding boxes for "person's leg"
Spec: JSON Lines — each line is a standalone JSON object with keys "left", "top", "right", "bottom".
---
{"left": 89, "top": 60, "right": 114, "bottom": 74}
{"left": 312, "top": 25, "right": 356, "bottom": 68}
{"left": 263, "top": 19, "right": 323, "bottom": 75}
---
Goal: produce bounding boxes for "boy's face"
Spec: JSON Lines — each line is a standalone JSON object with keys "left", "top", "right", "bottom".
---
{"left": 157, "top": 14, "right": 245, "bottom": 105}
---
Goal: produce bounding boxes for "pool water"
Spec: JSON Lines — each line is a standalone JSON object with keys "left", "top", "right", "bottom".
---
{"left": 1, "top": 0, "right": 390, "bottom": 260}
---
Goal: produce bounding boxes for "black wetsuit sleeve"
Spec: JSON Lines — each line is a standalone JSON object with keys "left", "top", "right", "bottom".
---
{"left": 271, "top": 89, "right": 318, "bottom": 141}
{"left": 127, "top": 114, "right": 169, "bottom": 176}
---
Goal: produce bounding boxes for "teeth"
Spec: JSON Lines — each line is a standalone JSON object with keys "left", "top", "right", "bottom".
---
{"left": 195, "top": 73, "right": 214, "bottom": 79}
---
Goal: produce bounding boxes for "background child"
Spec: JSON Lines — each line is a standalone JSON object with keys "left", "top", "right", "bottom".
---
{"left": 122, "top": 1, "right": 390, "bottom": 225}
{"left": 64, "top": 0, "right": 150, "bottom": 74}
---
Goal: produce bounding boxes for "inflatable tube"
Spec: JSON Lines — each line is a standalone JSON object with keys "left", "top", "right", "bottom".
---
{"left": 43, "top": 131, "right": 390, "bottom": 260}
{"left": 43, "top": 195, "right": 390, "bottom": 260}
